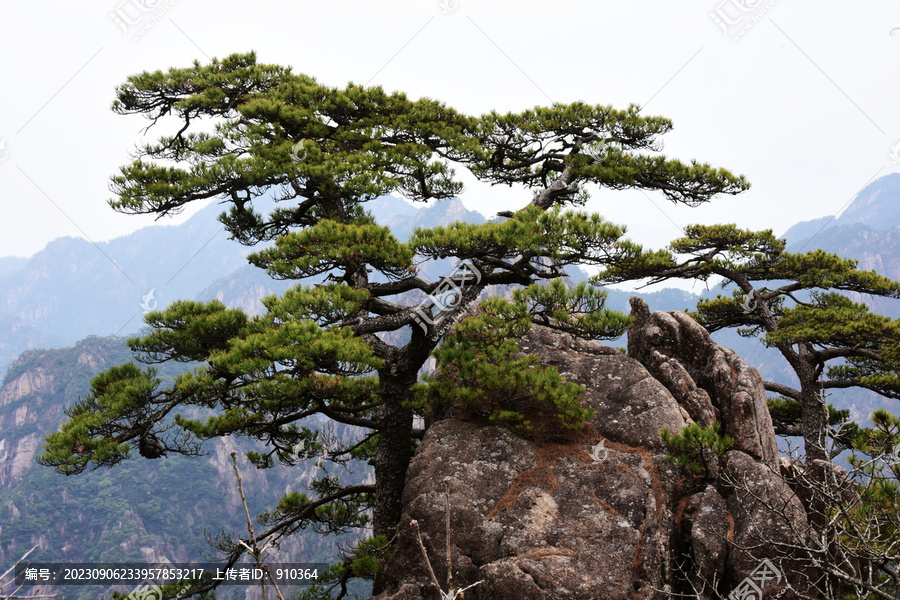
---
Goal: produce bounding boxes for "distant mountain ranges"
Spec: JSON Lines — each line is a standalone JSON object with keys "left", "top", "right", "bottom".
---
{"left": 783, "top": 172, "right": 900, "bottom": 260}
{"left": 0, "top": 194, "right": 487, "bottom": 376}
{"left": 4, "top": 174, "right": 900, "bottom": 384}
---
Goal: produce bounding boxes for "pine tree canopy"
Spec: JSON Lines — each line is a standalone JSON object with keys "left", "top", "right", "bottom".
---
{"left": 39, "top": 51, "right": 749, "bottom": 596}
{"left": 594, "top": 223, "right": 900, "bottom": 462}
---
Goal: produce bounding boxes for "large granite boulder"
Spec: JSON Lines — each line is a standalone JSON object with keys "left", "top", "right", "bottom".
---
{"left": 375, "top": 299, "right": 807, "bottom": 600}
{"left": 627, "top": 297, "right": 779, "bottom": 470}
{"left": 517, "top": 323, "right": 688, "bottom": 451}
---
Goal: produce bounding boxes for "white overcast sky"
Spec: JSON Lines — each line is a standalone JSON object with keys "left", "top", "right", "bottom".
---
{"left": 1, "top": 0, "right": 899, "bottom": 260}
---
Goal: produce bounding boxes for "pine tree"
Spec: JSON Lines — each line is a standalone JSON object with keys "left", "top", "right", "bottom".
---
{"left": 660, "top": 421, "right": 733, "bottom": 477}
{"left": 38, "top": 52, "right": 747, "bottom": 596}
{"left": 596, "top": 224, "right": 900, "bottom": 464}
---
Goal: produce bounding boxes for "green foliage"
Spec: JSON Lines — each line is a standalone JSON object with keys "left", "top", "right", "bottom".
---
{"left": 596, "top": 222, "right": 900, "bottom": 468}
{"left": 765, "top": 292, "right": 900, "bottom": 349}
{"left": 261, "top": 283, "right": 371, "bottom": 326}
{"left": 670, "top": 224, "right": 784, "bottom": 269}
{"left": 849, "top": 409, "right": 900, "bottom": 469}
{"left": 512, "top": 279, "right": 632, "bottom": 340}
{"left": 597, "top": 224, "right": 900, "bottom": 316}
{"left": 250, "top": 218, "right": 414, "bottom": 280}
{"left": 414, "top": 296, "right": 593, "bottom": 434}
{"left": 470, "top": 104, "right": 749, "bottom": 205}
{"left": 1, "top": 338, "right": 353, "bottom": 600}
{"left": 38, "top": 363, "right": 160, "bottom": 473}
{"left": 410, "top": 205, "right": 642, "bottom": 269}
{"left": 603, "top": 221, "right": 900, "bottom": 595}
{"left": 43, "top": 52, "right": 752, "bottom": 599}
{"left": 766, "top": 396, "right": 802, "bottom": 432}
{"left": 132, "top": 299, "right": 249, "bottom": 363}
{"left": 686, "top": 291, "right": 774, "bottom": 339}
{"left": 346, "top": 535, "right": 390, "bottom": 579}
{"left": 39, "top": 286, "right": 382, "bottom": 475}
{"left": 766, "top": 396, "right": 857, "bottom": 449}
{"left": 258, "top": 483, "right": 371, "bottom": 536}
{"left": 660, "top": 422, "right": 733, "bottom": 476}
{"left": 296, "top": 535, "right": 390, "bottom": 600}
{"left": 828, "top": 354, "right": 900, "bottom": 402}
{"left": 108, "top": 52, "right": 474, "bottom": 230}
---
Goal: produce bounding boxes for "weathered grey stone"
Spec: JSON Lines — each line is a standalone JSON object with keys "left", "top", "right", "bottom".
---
{"left": 379, "top": 419, "right": 681, "bottom": 600}
{"left": 680, "top": 485, "right": 729, "bottom": 599}
{"left": 723, "top": 450, "right": 809, "bottom": 597}
{"left": 517, "top": 325, "right": 687, "bottom": 451}
{"left": 628, "top": 297, "right": 779, "bottom": 470}
{"left": 376, "top": 304, "right": 807, "bottom": 600}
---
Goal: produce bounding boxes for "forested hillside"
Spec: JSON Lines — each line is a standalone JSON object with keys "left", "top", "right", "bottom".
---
{"left": 0, "top": 194, "right": 483, "bottom": 376}
{"left": 0, "top": 337, "right": 371, "bottom": 600}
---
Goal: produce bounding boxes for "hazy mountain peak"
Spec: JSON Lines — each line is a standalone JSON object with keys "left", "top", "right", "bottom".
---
{"left": 835, "top": 172, "right": 900, "bottom": 228}
{"left": 782, "top": 173, "right": 900, "bottom": 243}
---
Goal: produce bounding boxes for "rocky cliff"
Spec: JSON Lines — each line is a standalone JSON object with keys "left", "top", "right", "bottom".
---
{"left": 375, "top": 298, "right": 808, "bottom": 600}
{"left": 0, "top": 337, "right": 373, "bottom": 600}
